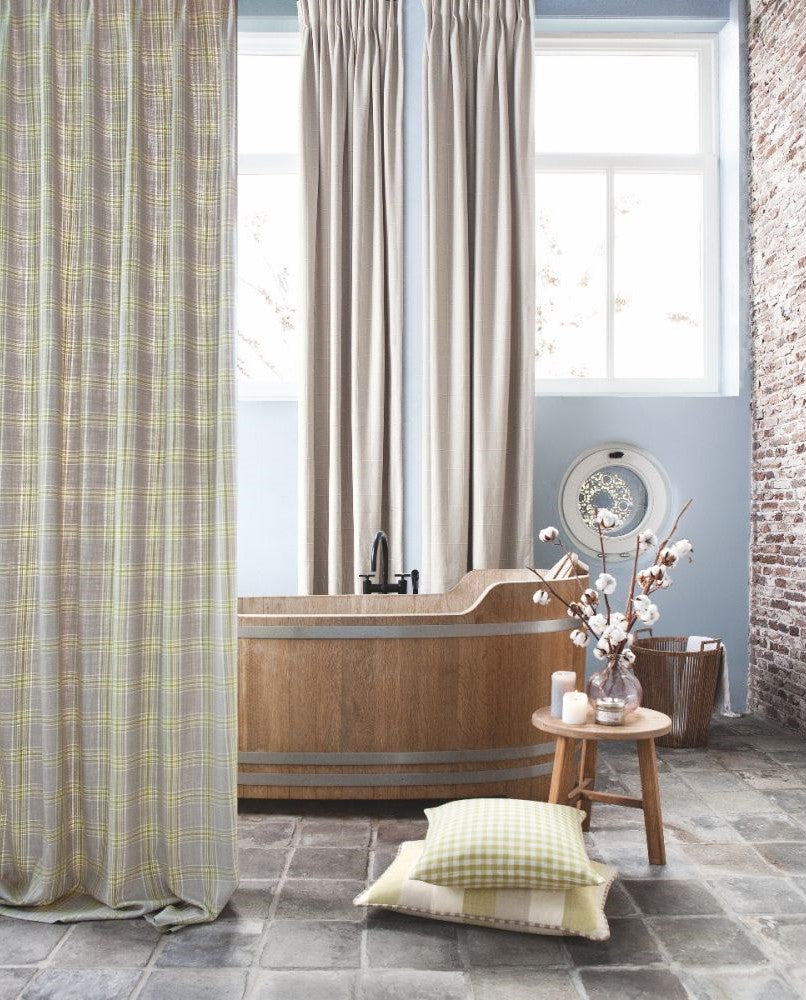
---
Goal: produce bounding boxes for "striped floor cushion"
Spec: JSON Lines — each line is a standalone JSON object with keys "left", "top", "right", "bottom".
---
{"left": 355, "top": 840, "right": 616, "bottom": 941}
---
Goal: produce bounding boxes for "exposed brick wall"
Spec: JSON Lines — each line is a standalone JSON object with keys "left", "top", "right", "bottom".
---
{"left": 748, "top": 0, "right": 806, "bottom": 733}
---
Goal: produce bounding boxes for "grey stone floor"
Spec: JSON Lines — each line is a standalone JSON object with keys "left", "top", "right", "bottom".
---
{"left": 2, "top": 714, "right": 806, "bottom": 999}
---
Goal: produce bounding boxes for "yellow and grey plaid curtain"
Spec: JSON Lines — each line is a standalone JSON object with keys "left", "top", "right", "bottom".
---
{"left": 0, "top": 1, "right": 237, "bottom": 928}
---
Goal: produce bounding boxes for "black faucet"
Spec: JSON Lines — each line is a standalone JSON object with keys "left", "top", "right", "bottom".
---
{"left": 360, "top": 531, "right": 420, "bottom": 595}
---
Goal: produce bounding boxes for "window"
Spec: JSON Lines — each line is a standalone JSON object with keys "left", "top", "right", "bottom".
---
{"left": 534, "top": 37, "right": 719, "bottom": 394}
{"left": 237, "top": 33, "right": 301, "bottom": 399}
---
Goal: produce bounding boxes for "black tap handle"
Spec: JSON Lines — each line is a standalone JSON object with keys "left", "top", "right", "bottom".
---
{"left": 411, "top": 569, "right": 420, "bottom": 594}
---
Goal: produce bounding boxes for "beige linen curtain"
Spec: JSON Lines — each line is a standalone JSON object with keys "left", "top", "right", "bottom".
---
{"left": 422, "top": 0, "right": 535, "bottom": 593}
{"left": 0, "top": 1, "right": 237, "bottom": 927}
{"left": 298, "top": 0, "right": 403, "bottom": 594}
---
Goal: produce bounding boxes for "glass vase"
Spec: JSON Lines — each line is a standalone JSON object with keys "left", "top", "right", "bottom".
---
{"left": 587, "top": 658, "right": 642, "bottom": 716}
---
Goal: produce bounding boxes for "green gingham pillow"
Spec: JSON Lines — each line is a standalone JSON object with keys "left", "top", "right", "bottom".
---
{"left": 410, "top": 798, "right": 604, "bottom": 890}
{"left": 355, "top": 840, "right": 616, "bottom": 941}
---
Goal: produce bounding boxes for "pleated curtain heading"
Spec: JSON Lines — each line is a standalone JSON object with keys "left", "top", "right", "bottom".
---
{"left": 422, "top": 0, "right": 536, "bottom": 593}
{"left": 298, "top": 0, "right": 404, "bottom": 595}
{"left": 0, "top": 0, "right": 238, "bottom": 928}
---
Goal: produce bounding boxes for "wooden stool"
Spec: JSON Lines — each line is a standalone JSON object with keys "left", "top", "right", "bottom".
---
{"left": 532, "top": 706, "right": 672, "bottom": 865}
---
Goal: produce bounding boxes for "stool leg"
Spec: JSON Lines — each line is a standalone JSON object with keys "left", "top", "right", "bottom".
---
{"left": 578, "top": 739, "right": 598, "bottom": 832}
{"left": 637, "top": 738, "right": 666, "bottom": 865}
{"left": 549, "top": 736, "right": 575, "bottom": 804}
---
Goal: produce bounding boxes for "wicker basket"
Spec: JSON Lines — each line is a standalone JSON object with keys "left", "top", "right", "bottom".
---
{"left": 632, "top": 634, "right": 723, "bottom": 748}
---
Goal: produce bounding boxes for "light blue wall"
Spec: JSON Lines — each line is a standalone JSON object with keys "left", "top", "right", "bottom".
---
{"left": 236, "top": 0, "right": 751, "bottom": 706}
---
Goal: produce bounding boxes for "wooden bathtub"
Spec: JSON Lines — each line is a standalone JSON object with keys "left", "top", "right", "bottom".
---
{"left": 237, "top": 569, "right": 586, "bottom": 800}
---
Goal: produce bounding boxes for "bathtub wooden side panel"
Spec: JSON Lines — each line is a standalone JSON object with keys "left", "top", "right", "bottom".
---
{"left": 238, "top": 628, "right": 583, "bottom": 800}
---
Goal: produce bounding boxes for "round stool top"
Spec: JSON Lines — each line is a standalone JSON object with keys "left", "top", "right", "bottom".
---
{"left": 532, "top": 705, "right": 672, "bottom": 742}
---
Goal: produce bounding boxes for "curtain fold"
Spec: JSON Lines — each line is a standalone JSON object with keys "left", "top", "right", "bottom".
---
{"left": 298, "top": 0, "right": 403, "bottom": 595}
{"left": 0, "top": 0, "right": 237, "bottom": 928}
{"left": 422, "top": 0, "right": 535, "bottom": 593}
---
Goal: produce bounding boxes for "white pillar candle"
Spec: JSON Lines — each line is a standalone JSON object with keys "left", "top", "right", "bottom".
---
{"left": 561, "top": 691, "right": 589, "bottom": 726}
{"left": 550, "top": 671, "right": 577, "bottom": 717}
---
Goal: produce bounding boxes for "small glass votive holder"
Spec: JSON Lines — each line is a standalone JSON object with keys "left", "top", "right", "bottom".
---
{"left": 595, "top": 697, "right": 627, "bottom": 726}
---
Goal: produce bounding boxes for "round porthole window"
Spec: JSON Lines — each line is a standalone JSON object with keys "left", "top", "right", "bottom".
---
{"left": 559, "top": 444, "right": 671, "bottom": 560}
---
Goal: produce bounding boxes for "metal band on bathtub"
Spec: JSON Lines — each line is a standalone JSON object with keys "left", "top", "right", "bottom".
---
{"left": 238, "top": 618, "right": 576, "bottom": 640}
{"left": 238, "top": 742, "right": 556, "bottom": 766}
{"left": 237, "top": 761, "right": 555, "bottom": 788}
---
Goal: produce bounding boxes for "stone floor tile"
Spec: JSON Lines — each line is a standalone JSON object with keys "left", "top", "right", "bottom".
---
{"left": 369, "top": 847, "right": 400, "bottom": 880}
{"left": 604, "top": 881, "right": 637, "bottom": 917}
{"left": 50, "top": 919, "right": 159, "bottom": 968}
{"left": 661, "top": 750, "right": 728, "bottom": 772}
{"left": 713, "top": 750, "right": 777, "bottom": 771}
{"left": 580, "top": 967, "right": 688, "bottom": 999}
{"left": 237, "top": 817, "right": 296, "bottom": 850}
{"left": 739, "top": 770, "right": 806, "bottom": 793}
{"left": 21, "top": 968, "right": 140, "bottom": 1000}
{"left": 156, "top": 918, "right": 263, "bottom": 968}
{"left": 139, "top": 968, "right": 248, "bottom": 1000}
{"left": 275, "top": 880, "right": 366, "bottom": 921}
{"left": 684, "top": 969, "right": 799, "bottom": 1000}
{"left": 300, "top": 819, "right": 372, "bottom": 848}
{"left": 649, "top": 915, "right": 766, "bottom": 966}
{"left": 357, "top": 969, "right": 468, "bottom": 1000}
{"left": 0, "top": 968, "right": 35, "bottom": 1000}
{"left": 767, "top": 790, "right": 806, "bottom": 820}
{"left": 589, "top": 845, "right": 696, "bottom": 880}
{"left": 237, "top": 847, "right": 288, "bottom": 880}
{"left": 712, "top": 877, "right": 806, "bottom": 915}
{"left": 365, "top": 912, "right": 461, "bottom": 970}
{"left": 260, "top": 919, "right": 361, "bottom": 969}
{"left": 375, "top": 819, "right": 428, "bottom": 843}
{"left": 707, "top": 789, "right": 779, "bottom": 817}
{"left": 754, "top": 842, "right": 806, "bottom": 875}
{"left": 469, "top": 968, "right": 578, "bottom": 1000}
{"left": 662, "top": 813, "right": 744, "bottom": 846}
{"left": 220, "top": 882, "right": 277, "bottom": 919}
{"left": 622, "top": 879, "right": 723, "bottom": 916}
{"left": 565, "top": 917, "right": 661, "bottom": 967}
{"left": 252, "top": 970, "right": 356, "bottom": 1000}
{"left": 768, "top": 751, "right": 806, "bottom": 768}
{"left": 730, "top": 812, "right": 806, "bottom": 842}
{"left": 463, "top": 926, "right": 567, "bottom": 967}
{"left": 681, "top": 843, "right": 775, "bottom": 876}
{"left": 741, "top": 915, "right": 806, "bottom": 966}
{"left": 287, "top": 847, "right": 368, "bottom": 880}
{"left": 0, "top": 918, "right": 68, "bottom": 964}
{"left": 680, "top": 771, "right": 750, "bottom": 795}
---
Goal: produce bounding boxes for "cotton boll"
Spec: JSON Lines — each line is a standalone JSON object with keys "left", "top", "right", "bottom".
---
{"left": 659, "top": 547, "right": 679, "bottom": 567}
{"left": 638, "top": 603, "right": 660, "bottom": 625}
{"left": 570, "top": 629, "right": 589, "bottom": 647}
{"left": 672, "top": 539, "right": 693, "bottom": 560}
{"left": 620, "top": 648, "right": 636, "bottom": 665}
{"left": 595, "top": 508, "right": 621, "bottom": 530}
{"left": 638, "top": 529, "right": 658, "bottom": 553}
{"left": 538, "top": 526, "right": 559, "bottom": 543}
{"left": 588, "top": 613, "right": 607, "bottom": 633}
{"left": 595, "top": 573, "right": 617, "bottom": 595}
{"left": 533, "top": 589, "right": 551, "bottom": 606}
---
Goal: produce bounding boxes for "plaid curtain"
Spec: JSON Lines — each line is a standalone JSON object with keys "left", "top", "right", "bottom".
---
{"left": 0, "top": 1, "right": 237, "bottom": 928}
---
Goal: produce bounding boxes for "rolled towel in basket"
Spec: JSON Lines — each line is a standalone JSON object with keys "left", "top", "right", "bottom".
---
{"left": 686, "top": 636, "right": 741, "bottom": 718}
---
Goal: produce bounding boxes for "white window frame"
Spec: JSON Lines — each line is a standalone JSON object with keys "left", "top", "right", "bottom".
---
{"left": 534, "top": 34, "right": 721, "bottom": 396}
{"left": 237, "top": 29, "right": 300, "bottom": 401}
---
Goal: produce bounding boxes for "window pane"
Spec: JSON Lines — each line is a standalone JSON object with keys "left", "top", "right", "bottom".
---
{"left": 536, "top": 172, "right": 607, "bottom": 380}
{"left": 613, "top": 173, "right": 704, "bottom": 379}
{"left": 536, "top": 50, "right": 700, "bottom": 154}
{"left": 238, "top": 53, "right": 300, "bottom": 156}
{"left": 237, "top": 174, "right": 300, "bottom": 384}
